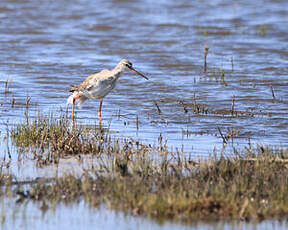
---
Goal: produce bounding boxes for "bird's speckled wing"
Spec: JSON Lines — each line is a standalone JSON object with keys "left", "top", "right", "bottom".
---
{"left": 69, "top": 72, "right": 98, "bottom": 92}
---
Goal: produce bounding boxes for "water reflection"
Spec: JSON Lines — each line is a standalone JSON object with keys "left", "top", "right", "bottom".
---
{"left": 1, "top": 198, "right": 288, "bottom": 230}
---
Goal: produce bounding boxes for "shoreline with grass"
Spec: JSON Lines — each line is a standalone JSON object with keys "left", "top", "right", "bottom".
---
{"left": 0, "top": 112, "right": 287, "bottom": 224}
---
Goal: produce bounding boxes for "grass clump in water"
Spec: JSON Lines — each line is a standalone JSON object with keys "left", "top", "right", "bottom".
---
{"left": 9, "top": 146, "right": 288, "bottom": 223}
{"left": 8, "top": 112, "right": 288, "bottom": 223}
{"left": 11, "top": 112, "right": 69, "bottom": 148}
{"left": 10, "top": 112, "right": 105, "bottom": 164}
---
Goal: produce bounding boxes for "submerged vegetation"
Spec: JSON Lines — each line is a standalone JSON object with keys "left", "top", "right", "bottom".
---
{"left": 1, "top": 112, "right": 288, "bottom": 223}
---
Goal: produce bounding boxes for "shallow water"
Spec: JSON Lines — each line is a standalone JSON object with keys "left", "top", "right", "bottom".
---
{"left": 0, "top": 0, "right": 288, "bottom": 228}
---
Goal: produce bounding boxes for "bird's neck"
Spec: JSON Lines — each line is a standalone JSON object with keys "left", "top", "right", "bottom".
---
{"left": 111, "top": 65, "right": 126, "bottom": 78}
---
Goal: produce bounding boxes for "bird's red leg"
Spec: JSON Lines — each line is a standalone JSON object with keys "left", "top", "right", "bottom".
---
{"left": 98, "top": 100, "right": 103, "bottom": 125}
{"left": 72, "top": 98, "right": 76, "bottom": 121}
{"left": 71, "top": 93, "right": 82, "bottom": 122}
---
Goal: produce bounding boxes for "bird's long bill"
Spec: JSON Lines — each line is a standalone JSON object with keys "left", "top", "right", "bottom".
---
{"left": 128, "top": 66, "right": 148, "bottom": 80}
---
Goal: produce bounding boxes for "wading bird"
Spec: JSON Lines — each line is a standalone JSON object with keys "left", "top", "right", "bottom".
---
{"left": 67, "top": 59, "right": 148, "bottom": 124}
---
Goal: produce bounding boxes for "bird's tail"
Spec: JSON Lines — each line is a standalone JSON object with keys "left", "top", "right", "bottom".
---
{"left": 67, "top": 92, "right": 87, "bottom": 107}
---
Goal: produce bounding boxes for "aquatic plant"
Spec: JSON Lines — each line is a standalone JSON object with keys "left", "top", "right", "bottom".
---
{"left": 7, "top": 111, "right": 288, "bottom": 223}
{"left": 1, "top": 146, "right": 287, "bottom": 223}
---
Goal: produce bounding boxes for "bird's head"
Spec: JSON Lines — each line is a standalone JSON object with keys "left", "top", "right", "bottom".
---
{"left": 119, "top": 59, "right": 148, "bottom": 80}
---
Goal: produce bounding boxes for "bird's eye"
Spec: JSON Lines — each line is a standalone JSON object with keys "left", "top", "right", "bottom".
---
{"left": 126, "top": 63, "right": 132, "bottom": 68}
